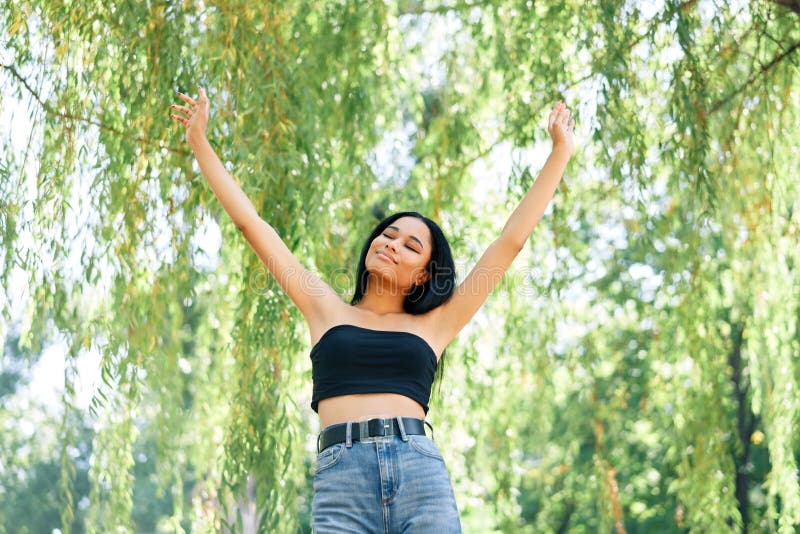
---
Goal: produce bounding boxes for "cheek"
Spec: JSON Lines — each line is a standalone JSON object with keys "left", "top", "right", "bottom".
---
{"left": 411, "top": 259, "right": 428, "bottom": 274}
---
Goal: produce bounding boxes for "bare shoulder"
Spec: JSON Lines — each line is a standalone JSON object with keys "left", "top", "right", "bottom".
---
{"left": 306, "top": 298, "right": 355, "bottom": 347}
{"left": 413, "top": 306, "right": 451, "bottom": 362}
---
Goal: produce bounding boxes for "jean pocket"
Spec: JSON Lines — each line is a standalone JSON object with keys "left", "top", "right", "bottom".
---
{"left": 315, "top": 443, "right": 345, "bottom": 474}
{"left": 408, "top": 434, "right": 444, "bottom": 461}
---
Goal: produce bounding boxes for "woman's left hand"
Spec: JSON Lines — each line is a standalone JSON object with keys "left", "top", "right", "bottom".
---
{"left": 547, "top": 101, "right": 575, "bottom": 155}
{"left": 171, "top": 86, "right": 210, "bottom": 148}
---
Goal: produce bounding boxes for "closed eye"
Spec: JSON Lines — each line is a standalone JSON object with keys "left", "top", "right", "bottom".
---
{"left": 382, "top": 233, "right": 420, "bottom": 253}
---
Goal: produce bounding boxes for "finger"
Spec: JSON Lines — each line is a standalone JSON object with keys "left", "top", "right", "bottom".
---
{"left": 198, "top": 86, "right": 209, "bottom": 108}
{"left": 551, "top": 101, "right": 566, "bottom": 124}
{"left": 549, "top": 105, "right": 560, "bottom": 128}
{"left": 170, "top": 113, "right": 188, "bottom": 126}
{"left": 176, "top": 91, "right": 198, "bottom": 107}
{"left": 171, "top": 104, "right": 193, "bottom": 115}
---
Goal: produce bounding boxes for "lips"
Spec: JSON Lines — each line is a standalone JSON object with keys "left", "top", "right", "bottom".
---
{"left": 377, "top": 250, "right": 397, "bottom": 264}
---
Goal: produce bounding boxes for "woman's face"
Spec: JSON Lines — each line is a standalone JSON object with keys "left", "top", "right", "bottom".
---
{"left": 365, "top": 216, "right": 433, "bottom": 292}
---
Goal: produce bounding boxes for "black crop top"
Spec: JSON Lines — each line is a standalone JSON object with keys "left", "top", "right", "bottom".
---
{"left": 310, "top": 324, "right": 438, "bottom": 414}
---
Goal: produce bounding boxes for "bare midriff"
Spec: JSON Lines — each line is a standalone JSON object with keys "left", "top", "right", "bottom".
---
{"left": 318, "top": 392, "right": 426, "bottom": 429}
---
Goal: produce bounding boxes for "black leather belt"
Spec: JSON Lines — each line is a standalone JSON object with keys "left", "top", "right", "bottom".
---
{"left": 317, "top": 416, "right": 433, "bottom": 453}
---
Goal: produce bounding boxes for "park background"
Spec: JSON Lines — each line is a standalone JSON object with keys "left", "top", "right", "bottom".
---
{"left": 1, "top": 0, "right": 799, "bottom": 532}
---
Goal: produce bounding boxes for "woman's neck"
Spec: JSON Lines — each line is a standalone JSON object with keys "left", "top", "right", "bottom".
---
{"left": 353, "top": 291, "right": 406, "bottom": 316}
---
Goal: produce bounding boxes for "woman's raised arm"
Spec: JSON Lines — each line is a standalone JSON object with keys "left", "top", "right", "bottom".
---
{"left": 171, "top": 87, "right": 258, "bottom": 230}
{"left": 170, "top": 87, "right": 343, "bottom": 330}
{"left": 428, "top": 101, "right": 576, "bottom": 347}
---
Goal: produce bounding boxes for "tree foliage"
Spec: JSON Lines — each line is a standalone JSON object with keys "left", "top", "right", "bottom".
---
{"left": 1, "top": 0, "right": 799, "bottom": 532}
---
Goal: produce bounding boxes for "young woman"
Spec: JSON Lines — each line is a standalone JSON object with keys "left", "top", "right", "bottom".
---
{"left": 170, "top": 87, "right": 574, "bottom": 532}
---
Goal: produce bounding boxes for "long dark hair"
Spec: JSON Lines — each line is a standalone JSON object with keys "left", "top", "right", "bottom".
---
{"left": 350, "top": 211, "right": 456, "bottom": 402}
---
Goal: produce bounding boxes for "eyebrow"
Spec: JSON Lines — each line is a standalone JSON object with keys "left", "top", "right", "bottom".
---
{"left": 386, "top": 225, "right": 425, "bottom": 249}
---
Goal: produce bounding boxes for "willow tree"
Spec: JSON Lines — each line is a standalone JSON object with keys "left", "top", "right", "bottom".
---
{"left": 1, "top": 0, "right": 799, "bottom": 532}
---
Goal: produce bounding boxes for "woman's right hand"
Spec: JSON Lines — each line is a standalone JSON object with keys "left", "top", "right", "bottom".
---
{"left": 547, "top": 100, "right": 575, "bottom": 156}
{"left": 170, "top": 86, "right": 209, "bottom": 147}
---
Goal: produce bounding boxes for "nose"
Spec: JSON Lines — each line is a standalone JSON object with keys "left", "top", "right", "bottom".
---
{"left": 386, "top": 239, "right": 399, "bottom": 253}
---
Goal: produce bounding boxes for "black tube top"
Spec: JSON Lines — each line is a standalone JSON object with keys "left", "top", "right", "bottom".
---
{"left": 310, "top": 324, "right": 438, "bottom": 414}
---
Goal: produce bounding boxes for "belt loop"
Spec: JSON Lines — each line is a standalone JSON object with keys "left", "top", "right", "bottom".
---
{"left": 396, "top": 416, "right": 409, "bottom": 441}
{"left": 346, "top": 421, "right": 353, "bottom": 448}
{"left": 317, "top": 431, "right": 322, "bottom": 454}
{"left": 424, "top": 420, "right": 435, "bottom": 442}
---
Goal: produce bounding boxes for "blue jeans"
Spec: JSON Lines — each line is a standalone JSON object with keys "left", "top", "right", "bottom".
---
{"left": 312, "top": 419, "right": 462, "bottom": 533}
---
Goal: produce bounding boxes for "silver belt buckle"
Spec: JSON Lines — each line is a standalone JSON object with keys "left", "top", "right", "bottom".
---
{"left": 382, "top": 418, "right": 391, "bottom": 435}
{"left": 359, "top": 420, "right": 369, "bottom": 439}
